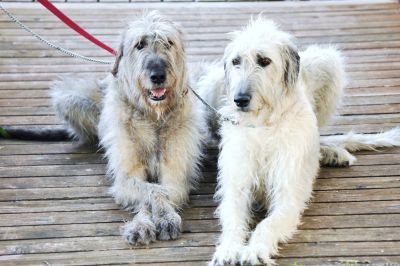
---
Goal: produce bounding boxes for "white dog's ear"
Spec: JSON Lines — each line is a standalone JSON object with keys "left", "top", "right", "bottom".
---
{"left": 111, "top": 43, "right": 124, "bottom": 77}
{"left": 282, "top": 44, "right": 300, "bottom": 90}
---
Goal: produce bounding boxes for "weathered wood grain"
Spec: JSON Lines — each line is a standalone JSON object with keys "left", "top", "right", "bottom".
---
{"left": 1, "top": 1, "right": 400, "bottom": 265}
{"left": 1, "top": 241, "right": 399, "bottom": 265}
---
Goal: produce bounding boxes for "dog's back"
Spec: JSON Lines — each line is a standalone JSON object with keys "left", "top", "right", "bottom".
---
{"left": 51, "top": 75, "right": 106, "bottom": 143}
{"left": 300, "top": 45, "right": 346, "bottom": 127}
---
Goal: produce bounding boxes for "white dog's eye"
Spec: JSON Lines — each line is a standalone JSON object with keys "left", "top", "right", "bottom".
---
{"left": 164, "top": 40, "right": 174, "bottom": 49}
{"left": 135, "top": 40, "right": 147, "bottom": 50}
{"left": 232, "top": 57, "right": 241, "bottom": 66}
{"left": 257, "top": 56, "right": 272, "bottom": 67}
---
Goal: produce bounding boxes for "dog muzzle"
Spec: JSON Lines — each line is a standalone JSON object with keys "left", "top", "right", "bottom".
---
{"left": 150, "top": 87, "right": 167, "bottom": 101}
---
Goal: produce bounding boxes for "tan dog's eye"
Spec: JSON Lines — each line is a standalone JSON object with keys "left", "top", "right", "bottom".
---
{"left": 232, "top": 57, "right": 241, "bottom": 66}
{"left": 257, "top": 56, "right": 272, "bottom": 67}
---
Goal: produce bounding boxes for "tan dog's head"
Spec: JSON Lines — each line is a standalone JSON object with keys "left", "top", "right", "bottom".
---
{"left": 112, "top": 11, "right": 186, "bottom": 117}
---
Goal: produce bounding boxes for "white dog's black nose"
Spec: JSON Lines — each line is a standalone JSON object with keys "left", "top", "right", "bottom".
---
{"left": 234, "top": 93, "right": 251, "bottom": 108}
{"left": 150, "top": 71, "right": 166, "bottom": 84}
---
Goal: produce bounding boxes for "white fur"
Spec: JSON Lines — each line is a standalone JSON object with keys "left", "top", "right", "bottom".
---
{"left": 197, "top": 18, "right": 400, "bottom": 265}
{"left": 196, "top": 61, "right": 226, "bottom": 144}
{"left": 320, "top": 127, "right": 400, "bottom": 166}
{"left": 203, "top": 18, "right": 321, "bottom": 265}
{"left": 300, "top": 45, "right": 346, "bottom": 128}
{"left": 322, "top": 127, "right": 400, "bottom": 151}
{"left": 300, "top": 47, "right": 400, "bottom": 166}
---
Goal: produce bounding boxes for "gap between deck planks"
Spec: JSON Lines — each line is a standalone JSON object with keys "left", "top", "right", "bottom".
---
{"left": 1, "top": 1, "right": 400, "bottom": 265}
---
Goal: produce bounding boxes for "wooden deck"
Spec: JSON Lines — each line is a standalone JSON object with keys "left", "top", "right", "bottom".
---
{"left": 1, "top": 1, "right": 400, "bottom": 265}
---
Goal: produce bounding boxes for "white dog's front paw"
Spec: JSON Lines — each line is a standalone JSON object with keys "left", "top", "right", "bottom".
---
{"left": 209, "top": 244, "right": 243, "bottom": 266}
{"left": 240, "top": 245, "right": 275, "bottom": 266}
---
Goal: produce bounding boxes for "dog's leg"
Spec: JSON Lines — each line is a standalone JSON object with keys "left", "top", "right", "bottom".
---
{"left": 240, "top": 162, "right": 316, "bottom": 265}
{"left": 210, "top": 140, "right": 254, "bottom": 266}
{"left": 153, "top": 124, "right": 203, "bottom": 240}
{"left": 211, "top": 183, "right": 253, "bottom": 266}
{"left": 121, "top": 181, "right": 177, "bottom": 245}
{"left": 152, "top": 168, "right": 185, "bottom": 241}
{"left": 100, "top": 111, "right": 162, "bottom": 245}
{"left": 149, "top": 186, "right": 182, "bottom": 241}
{"left": 240, "top": 195, "right": 304, "bottom": 265}
{"left": 320, "top": 144, "right": 357, "bottom": 167}
{"left": 113, "top": 174, "right": 177, "bottom": 245}
{"left": 122, "top": 201, "right": 156, "bottom": 245}
{"left": 112, "top": 174, "right": 161, "bottom": 245}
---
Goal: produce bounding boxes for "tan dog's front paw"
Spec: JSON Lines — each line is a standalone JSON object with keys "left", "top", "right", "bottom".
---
{"left": 122, "top": 217, "right": 156, "bottom": 245}
{"left": 154, "top": 210, "right": 182, "bottom": 240}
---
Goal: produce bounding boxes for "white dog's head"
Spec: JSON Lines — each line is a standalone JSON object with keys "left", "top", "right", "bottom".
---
{"left": 223, "top": 18, "right": 300, "bottom": 114}
{"left": 112, "top": 11, "right": 186, "bottom": 115}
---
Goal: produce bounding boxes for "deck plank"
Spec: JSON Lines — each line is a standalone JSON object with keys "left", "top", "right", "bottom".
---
{"left": 1, "top": 1, "right": 400, "bottom": 265}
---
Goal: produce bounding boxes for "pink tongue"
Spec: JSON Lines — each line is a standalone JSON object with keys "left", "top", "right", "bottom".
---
{"left": 151, "top": 88, "right": 166, "bottom": 97}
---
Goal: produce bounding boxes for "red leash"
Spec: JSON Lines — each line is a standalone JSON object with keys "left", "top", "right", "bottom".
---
{"left": 37, "top": 0, "right": 117, "bottom": 55}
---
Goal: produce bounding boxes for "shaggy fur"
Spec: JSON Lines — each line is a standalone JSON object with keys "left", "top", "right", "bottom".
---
{"left": 51, "top": 76, "right": 103, "bottom": 143}
{"left": 202, "top": 18, "right": 321, "bottom": 265}
{"left": 52, "top": 12, "right": 205, "bottom": 245}
{"left": 320, "top": 127, "right": 400, "bottom": 166}
{"left": 196, "top": 18, "right": 400, "bottom": 266}
{"left": 197, "top": 33, "right": 400, "bottom": 168}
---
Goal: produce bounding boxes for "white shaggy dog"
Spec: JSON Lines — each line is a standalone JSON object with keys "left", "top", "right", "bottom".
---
{"left": 52, "top": 12, "right": 205, "bottom": 245}
{"left": 197, "top": 18, "right": 400, "bottom": 265}
{"left": 209, "top": 18, "right": 320, "bottom": 266}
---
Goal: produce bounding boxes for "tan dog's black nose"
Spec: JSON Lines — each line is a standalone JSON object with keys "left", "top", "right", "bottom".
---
{"left": 150, "top": 71, "right": 166, "bottom": 84}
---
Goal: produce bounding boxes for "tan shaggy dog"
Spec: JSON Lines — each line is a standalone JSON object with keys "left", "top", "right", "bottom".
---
{"left": 51, "top": 11, "right": 205, "bottom": 245}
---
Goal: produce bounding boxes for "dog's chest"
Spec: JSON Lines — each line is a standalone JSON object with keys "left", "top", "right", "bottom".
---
{"left": 128, "top": 117, "right": 171, "bottom": 183}
{"left": 228, "top": 125, "right": 280, "bottom": 169}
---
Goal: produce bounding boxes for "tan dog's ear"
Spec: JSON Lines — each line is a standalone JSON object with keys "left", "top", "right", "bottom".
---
{"left": 282, "top": 44, "right": 300, "bottom": 91}
{"left": 111, "top": 45, "right": 123, "bottom": 77}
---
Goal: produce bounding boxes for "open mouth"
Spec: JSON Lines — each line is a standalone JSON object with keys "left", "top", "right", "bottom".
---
{"left": 149, "top": 87, "right": 167, "bottom": 101}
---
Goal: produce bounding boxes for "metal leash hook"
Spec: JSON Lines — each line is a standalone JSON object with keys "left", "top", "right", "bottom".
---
{"left": 188, "top": 87, "right": 239, "bottom": 125}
